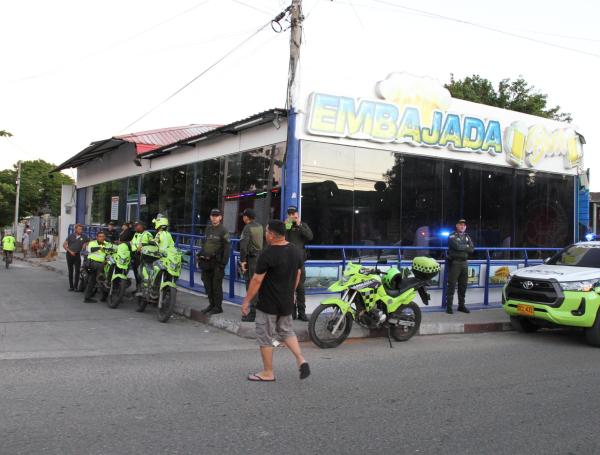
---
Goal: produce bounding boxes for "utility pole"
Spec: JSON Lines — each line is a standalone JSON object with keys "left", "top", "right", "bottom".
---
{"left": 13, "top": 160, "right": 21, "bottom": 234}
{"left": 286, "top": 0, "right": 303, "bottom": 108}
{"left": 283, "top": 0, "right": 303, "bottom": 216}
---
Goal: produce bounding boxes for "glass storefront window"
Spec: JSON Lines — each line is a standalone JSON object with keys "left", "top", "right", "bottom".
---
{"left": 300, "top": 140, "right": 575, "bottom": 257}
{"left": 82, "top": 142, "right": 285, "bottom": 236}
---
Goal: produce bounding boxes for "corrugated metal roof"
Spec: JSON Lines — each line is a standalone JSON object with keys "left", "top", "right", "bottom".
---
{"left": 138, "top": 108, "right": 287, "bottom": 158}
{"left": 116, "top": 124, "right": 220, "bottom": 148}
{"left": 52, "top": 108, "right": 287, "bottom": 172}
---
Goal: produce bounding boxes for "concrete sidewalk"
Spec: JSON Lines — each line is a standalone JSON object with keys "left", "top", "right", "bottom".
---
{"left": 15, "top": 254, "right": 512, "bottom": 341}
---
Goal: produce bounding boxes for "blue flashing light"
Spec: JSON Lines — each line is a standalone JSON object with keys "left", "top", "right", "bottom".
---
{"left": 440, "top": 230, "right": 451, "bottom": 238}
{"left": 585, "top": 233, "right": 596, "bottom": 241}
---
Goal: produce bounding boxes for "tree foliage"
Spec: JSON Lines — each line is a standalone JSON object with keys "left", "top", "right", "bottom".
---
{"left": 0, "top": 160, "right": 74, "bottom": 226}
{"left": 445, "top": 74, "right": 572, "bottom": 122}
{"left": 0, "top": 130, "right": 12, "bottom": 137}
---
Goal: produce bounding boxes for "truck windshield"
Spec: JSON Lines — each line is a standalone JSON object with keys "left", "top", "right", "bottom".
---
{"left": 548, "top": 246, "right": 600, "bottom": 268}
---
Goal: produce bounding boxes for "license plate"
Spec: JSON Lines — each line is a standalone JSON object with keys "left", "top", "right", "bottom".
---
{"left": 517, "top": 304, "right": 534, "bottom": 316}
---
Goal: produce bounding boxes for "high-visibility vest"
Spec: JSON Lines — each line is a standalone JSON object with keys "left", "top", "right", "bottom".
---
{"left": 131, "top": 231, "right": 153, "bottom": 251}
{"left": 87, "top": 240, "right": 112, "bottom": 263}
{"left": 2, "top": 236, "right": 16, "bottom": 252}
{"left": 155, "top": 230, "right": 174, "bottom": 252}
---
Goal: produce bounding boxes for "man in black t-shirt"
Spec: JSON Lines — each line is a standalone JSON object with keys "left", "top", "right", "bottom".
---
{"left": 242, "top": 220, "right": 310, "bottom": 382}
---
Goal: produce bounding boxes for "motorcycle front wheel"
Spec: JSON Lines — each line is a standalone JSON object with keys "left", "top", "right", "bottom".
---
{"left": 107, "top": 278, "right": 127, "bottom": 309}
{"left": 136, "top": 294, "right": 148, "bottom": 313}
{"left": 390, "top": 301, "right": 421, "bottom": 342}
{"left": 308, "top": 304, "right": 353, "bottom": 349}
{"left": 156, "top": 286, "right": 176, "bottom": 323}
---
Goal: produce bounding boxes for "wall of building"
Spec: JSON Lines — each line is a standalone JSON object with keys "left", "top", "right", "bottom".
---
{"left": 59, "top": 184, "right": 76, "bottom": 249}
{"left": 76, "top": 121, "right": 288, "bottom": 188}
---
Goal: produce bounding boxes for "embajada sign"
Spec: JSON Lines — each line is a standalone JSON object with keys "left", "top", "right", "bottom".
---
{"left": 305, "top": 73, "right": 583, "bottom": 170}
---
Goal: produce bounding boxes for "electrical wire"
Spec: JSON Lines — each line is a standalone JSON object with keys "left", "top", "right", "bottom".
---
{"left": 8, "top": 0, "right": 214, "bottom": 84}
{"left": 231, "top": 0, "right": 276, "bottom": 16}
{"left": 369, "top": 0, "right": 600, "bottom": 59}
{"left": 119, "top": 9, "right": 291, "bottom": 133}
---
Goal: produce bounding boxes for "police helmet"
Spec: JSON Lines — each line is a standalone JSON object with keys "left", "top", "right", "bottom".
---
{"left": 382, "top": 267, "right": 403, "bottom": 290}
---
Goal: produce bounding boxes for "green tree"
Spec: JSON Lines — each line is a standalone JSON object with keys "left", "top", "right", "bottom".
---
{"left": 0, "top": 160, "right": 74, "bottom": 226}
{"left": 0, "top": 130, "right": 12, "bottom": 137}
{"left": 445, "top": 74, "right": 572, "bottom": 122}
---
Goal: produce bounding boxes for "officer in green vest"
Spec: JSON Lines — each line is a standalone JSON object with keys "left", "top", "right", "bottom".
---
{"left": 2, "top": 231, "right": 16, "bottom": 264}
{"left": 198, "top": 208, "right": 230, "bottom": 315}
{"left": 130, "top": 221, "right": 153, "bottom": 291}
{"left": 154, "top": 215, "right": 175, "bottom": 252}
{"left": 239, "top": 208, "right": 264, "bottom": 322}
{"left": 83, "top": 230, "right": 112, "bottom": 303}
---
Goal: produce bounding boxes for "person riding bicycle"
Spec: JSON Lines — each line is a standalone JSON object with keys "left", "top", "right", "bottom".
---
{"left": 83, "top": 230, "right": 113, "bottom": 303}
{"left": 153, "top": 215, "right": 175, "bottom": 253}
{"left": 2, "top": 232, "right": 16, "bottom": 264}
{"left": 131, "top": 221, "right": 154, "bottom": 291}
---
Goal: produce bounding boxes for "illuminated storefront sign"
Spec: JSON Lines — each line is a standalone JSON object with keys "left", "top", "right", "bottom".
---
{"left": 306, "top": 73, "right": 583, "bottom": 170}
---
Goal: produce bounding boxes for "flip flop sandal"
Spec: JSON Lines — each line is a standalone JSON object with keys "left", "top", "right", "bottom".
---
{"left": 299, "top": 362, "right": 310, "bottom": 380}
{"left": 247, "top": 373, "right": 276, "bottom": 382}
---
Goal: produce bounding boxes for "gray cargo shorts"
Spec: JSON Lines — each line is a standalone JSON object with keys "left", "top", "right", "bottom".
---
{"left": 255, "top": 309, "right": 296, "bottom": 347}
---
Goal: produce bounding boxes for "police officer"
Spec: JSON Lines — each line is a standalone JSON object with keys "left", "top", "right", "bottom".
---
{"left": 199, "top": 209, "right": 231, "bottom": 315}
{"left": 239, "top": 208, "right": 264, "bottom": 322}
{"left": 83, "top": 231, "right": 112, "bottom": 303}
{"left": 285, "top": 206, "right": 313, "bottom": 321}
{"left": 153, "top": 215, "right": 174, "bottom": 252}
{"left": 130, "top": 221, "right": 153, "bottom": 291}
{"left": 446, "top": 219, "right": 474, "bottom": 314}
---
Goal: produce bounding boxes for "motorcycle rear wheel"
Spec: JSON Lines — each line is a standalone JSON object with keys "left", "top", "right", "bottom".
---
{"left": 107, "top": 278, "right": 127, "bottom": 309}
{"left": 390, "top": 301, "right": 421, "bottom": 342}
{"left": 156, "top": 286, "right": 176, "bottom": 323}
{"left": 308, "top": 304, "right": 353, "bottom": 349}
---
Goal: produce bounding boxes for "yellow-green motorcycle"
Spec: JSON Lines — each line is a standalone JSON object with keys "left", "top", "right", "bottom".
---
{"left": 308, "top": 257, "right": 440, "bottom": 348}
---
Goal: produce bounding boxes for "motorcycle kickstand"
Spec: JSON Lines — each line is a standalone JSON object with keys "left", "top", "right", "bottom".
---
{"left": 387, "top": 325, "right": 393, "bottom": 349}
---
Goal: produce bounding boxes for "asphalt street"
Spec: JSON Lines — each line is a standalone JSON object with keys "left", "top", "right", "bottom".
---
{"left": 2, "top": 261, "right": 600, "bottom": 454}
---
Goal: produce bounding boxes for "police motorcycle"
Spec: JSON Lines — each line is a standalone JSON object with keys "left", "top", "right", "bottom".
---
{"left": 135, "top": 217, "right": 189, "bottom": 323}
{"left": 308, "top": 256, "right": 440, "bottom": 349}
{"left": 106, "top": 242, "right": 132, "bottom": 308}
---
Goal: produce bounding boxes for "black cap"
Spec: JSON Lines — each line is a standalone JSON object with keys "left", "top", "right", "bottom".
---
{"left": 287, "top": 205, "right": 298, "bottom": 214}
{"left": 242, "top": 208, "right": 256, "bottom": 219}
{"left": 210, "top": 208, "right": 222, "bottom": 216}
{"left": 457, "top": 219, "right": 467, "bottom": 224}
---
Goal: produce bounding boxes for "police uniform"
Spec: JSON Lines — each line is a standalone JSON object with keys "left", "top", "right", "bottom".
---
{"left": 84, "top": 239, "right": 112, "bottom": 302}
{"left": 130, "top": 227, "right": 153, "bottom": 289}
{"left": 285, "top": 206, "right": 313, "bottom": 321}
{"left": 199, "top": 209, "right": 231, "bottom": 314}
{"left": 446, "top": 219, "right": 474, "bottom": 314}
{"left": 239, "top": 208, "right": 264, "bottom": 321}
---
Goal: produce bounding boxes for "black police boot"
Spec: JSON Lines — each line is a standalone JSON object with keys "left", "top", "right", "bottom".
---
{"left": 201, "top": 304, "right": 214, "bottom": 314}
{"left": 457, "top": 304, "right": 470, "bottom": 314}
{"left": 208, "top": 306, "right": 223, "bottom": 315}
{"left": 241, "top": 313, "right": 255, "bottom": 322}
{"left": 446, "top": 303, "right": 453, "bottom": 314}
{"left": 297, "top": 309, "right": 309, "bottom": 322}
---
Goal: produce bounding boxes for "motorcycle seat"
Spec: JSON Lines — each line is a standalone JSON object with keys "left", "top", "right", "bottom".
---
{"left": 384, "top": 277, "right": 421, "bottom": 297}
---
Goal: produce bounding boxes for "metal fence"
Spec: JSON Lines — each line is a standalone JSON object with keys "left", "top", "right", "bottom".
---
{"left": 70, "top": 225, "right": 561, "bottom": 309}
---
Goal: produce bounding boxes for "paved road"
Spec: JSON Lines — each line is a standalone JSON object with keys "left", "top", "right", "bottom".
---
{"left": 2, "top": 262, "right": 600, "bottom": 454}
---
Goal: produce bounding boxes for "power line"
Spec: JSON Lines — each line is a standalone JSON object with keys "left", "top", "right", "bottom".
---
{"left": 231, "top": 0, "right": 276, "bottom": 16}
{"left": 367, "top": 0, "right": 600, "bottom": 59}
{"left": 8, "top": 0, "right": 214, "bottom": 83}
{"left": 119, "top": 9, "right": 291, "bottom": 133}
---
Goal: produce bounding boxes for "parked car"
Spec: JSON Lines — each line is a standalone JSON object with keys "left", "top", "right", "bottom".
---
{"left": 503, "top": 241, "right": 600, "bottom": 346}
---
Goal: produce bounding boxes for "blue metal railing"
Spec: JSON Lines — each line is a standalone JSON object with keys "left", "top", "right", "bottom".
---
{"left": 69, "top": 224, "right": 561, "bottom": 309}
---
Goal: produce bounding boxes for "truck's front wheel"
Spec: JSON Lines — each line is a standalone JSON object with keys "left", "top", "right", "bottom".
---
{"left": 510, "top": 316, "right": 539, "bottom": 333}
{"left": 585, "top": 310, "right": 600, "bottom": 347}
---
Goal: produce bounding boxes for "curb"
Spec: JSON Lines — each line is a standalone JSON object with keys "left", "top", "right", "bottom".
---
{"left": 21, "top": 257, "right": 513, "bottom": 339}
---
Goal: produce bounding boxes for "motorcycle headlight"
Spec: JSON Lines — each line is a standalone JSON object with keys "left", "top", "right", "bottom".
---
{"left": 559, "top": 280, "right": 598, "bottom": 292}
